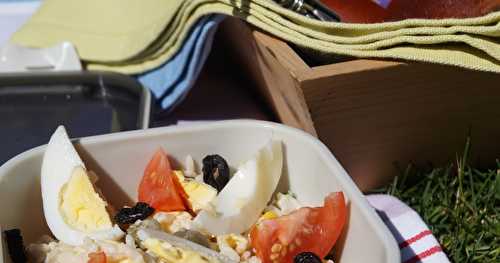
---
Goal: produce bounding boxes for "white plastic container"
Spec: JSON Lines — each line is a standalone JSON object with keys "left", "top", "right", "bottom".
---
{"left": 0, "top": 120, "right": 399, "bottom": 263}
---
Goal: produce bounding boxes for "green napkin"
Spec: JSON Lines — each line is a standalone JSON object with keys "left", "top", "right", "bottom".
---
{"left": 12, "top": 0, "right": 500, "bottom": 73}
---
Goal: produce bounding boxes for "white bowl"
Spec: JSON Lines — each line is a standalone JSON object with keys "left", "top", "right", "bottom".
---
{"left": 0, "top": 120, "right": 399, "bottom": 263}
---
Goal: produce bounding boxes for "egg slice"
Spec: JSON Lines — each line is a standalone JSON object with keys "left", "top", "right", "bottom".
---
{"left": 141, "top": 238, "right": 214, "bottom": 263}
{"left": 41, "top": 126, "right": 124, "bottom": 246}
{"left": 174, "top": 171, "right": 217, "bottom": 213}
{"left": 135, "top": 228, "right": 234, "bottom": 263}
{"left": 193, "top": 140, "right": 283, "bottom": 235}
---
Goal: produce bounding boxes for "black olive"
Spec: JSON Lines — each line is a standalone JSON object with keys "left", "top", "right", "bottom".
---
{"left": 202, "top": 155, "right": 230, "bottom": 192}
{"left": 3, "top": 229, "right": 27, "bottom": 263}
{"left": 114, "top": 202, "right": 155, "bottom": 225}
{"left": 294, "top": 252, "right": 322, "bottom": 263}
{"left": 173, "top": 229, "right": 211, "bottom": 248}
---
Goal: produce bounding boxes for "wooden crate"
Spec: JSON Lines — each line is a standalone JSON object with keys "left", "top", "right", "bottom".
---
{"left": 221, "top": 18, "right": 500, "bottom": 191}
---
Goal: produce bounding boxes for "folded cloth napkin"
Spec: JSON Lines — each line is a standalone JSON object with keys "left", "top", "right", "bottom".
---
{"left": 367, "top": 194, "right": 450, "bottom": 263}
{"left": 11, "top": 0, "right": 500, "bottom": 73}
{"left": 137, "top": 15, "right": 224, "bottom": 110}
{"left": 0, "top": 0, "right": 220, "bottom": 110}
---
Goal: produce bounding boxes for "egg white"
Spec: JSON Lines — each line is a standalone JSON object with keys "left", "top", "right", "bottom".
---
{"left": 41, "top": 126, "right": 123, "bottom": 245}
{"left": 193, "top": 140, "right": 283, "bottom": 235}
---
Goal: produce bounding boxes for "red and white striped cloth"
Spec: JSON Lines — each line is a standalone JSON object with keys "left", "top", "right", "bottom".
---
{"left": 367, "top": 194, "right": 450, "bottom": 263}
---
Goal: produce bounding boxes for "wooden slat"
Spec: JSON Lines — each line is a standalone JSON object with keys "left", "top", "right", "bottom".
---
{"left": 220, "top": 18, "right": 500, "bottom": 191}
{"left": 302, "top": 62, "right": 500, "bottom": 190}
{"left": 221, "top": 18, "right": 317, "bottom": 136}
{"left": 307, "top": 59, "right": 402, "bottom": 80}
{"left": 251, "top": 30, "right": 311, "bottom": 79}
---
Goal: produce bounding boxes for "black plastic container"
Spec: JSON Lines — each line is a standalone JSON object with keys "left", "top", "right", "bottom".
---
{"left": 0, "top": 71, "right": 151, "bottom": 164}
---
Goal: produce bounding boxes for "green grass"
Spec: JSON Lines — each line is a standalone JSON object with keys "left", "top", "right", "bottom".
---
{"left": 374, "top": 139, "right": 500, "bottom": 262}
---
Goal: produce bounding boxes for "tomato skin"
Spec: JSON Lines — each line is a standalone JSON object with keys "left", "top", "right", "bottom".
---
{"left": 250, "top": 192, "right": 347, "bottom": 263}
{"left": 88, "top": 251, "right": 106, "bottom": 263}
{"left": 138, "top": 148, "right": 188, "bottom": 212}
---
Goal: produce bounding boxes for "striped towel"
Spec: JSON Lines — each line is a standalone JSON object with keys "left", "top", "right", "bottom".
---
{"left": 367, "top": 194, "right": 450, "bottom": 263}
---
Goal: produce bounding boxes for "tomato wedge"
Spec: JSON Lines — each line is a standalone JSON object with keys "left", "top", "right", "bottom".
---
{"left": 138, "top": 148, "right": 189, "bottom": 212}
{"left": 250, "top": 192, "right": 347, "bottom": 263}
{"left": 88, "top": 251, "right": 106, "bottom": 263}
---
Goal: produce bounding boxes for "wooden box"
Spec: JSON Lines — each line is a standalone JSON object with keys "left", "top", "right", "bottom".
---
{"left": 221, "top": 18, "right": 500, "bottom": 191}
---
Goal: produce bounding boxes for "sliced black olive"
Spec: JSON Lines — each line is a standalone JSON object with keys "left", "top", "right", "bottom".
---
{"left": 173, "top": 229, "right": 211, "bottom": 248}
{"left": 202, "top": 154, "right": 230, "bottom": 192}
{"left": 3, "top": 229, "right": 27, "bottom": 263}
{"left": 294, "top": 252, "right": 322, "bottom": 263}
{"left": 114, "top": 202, "right": 155, "bottom": 225}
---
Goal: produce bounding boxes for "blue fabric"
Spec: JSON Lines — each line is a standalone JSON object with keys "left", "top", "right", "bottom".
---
{"left": 137, "top": 15, "right": 225, "bottom": 111}
{"left": 2, "top": 0, "right": 225, "bottom": 111}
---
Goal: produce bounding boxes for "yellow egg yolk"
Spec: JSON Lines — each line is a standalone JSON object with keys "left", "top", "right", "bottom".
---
{"left": 59, "top": 166, "right": 112, "bottom": 233}
{"left": 174, "top": 171, "right": 216, "bottom": 212}
{"left": 259, "top": 211, "right": 278, "bottom": 221}
{"left": 143, "top": 238, "right": 217, "bottom": 263}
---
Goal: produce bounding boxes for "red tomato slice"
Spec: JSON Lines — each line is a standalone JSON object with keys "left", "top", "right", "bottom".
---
{"left": 88, "top": 251, "right": 106, "bottom": 263}
{"left": 250, "top": 192, "right": 347, "bottom": 263}
{"left": 138, "top": 148, "right": 189, "bottom": 212}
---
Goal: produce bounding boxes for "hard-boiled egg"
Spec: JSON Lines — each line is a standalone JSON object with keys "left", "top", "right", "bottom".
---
{"left": 41, "top": 126, "right": 124, "bottom": 246}
{"left": 135, "top": 228, "right": 234, "bottom": 263}
{"left": 140, "top": 238, "right": 213, "bottom": 263}
{"left": 193, "top": 140, "right": 283, "bottom": 235}
{"left": 174, "top": 170, "right": 217, "bottom": 213}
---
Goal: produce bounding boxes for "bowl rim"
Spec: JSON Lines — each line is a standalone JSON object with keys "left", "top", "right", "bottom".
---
{"left": 0, "top": 119, "right": 400, "bottom": 263}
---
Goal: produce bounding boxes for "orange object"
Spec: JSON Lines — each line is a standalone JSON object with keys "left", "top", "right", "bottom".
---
{"left": 321, "top": 0, "right": 500, "bottom": 23}
{"left": 88, "top": 252, "right": 107, "bottom": 263}
{"left": 138, "top": 149, "right": 189, "bottom": 212}
{"left": 250, "top": 192, "right": 347, "bottom": 263}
